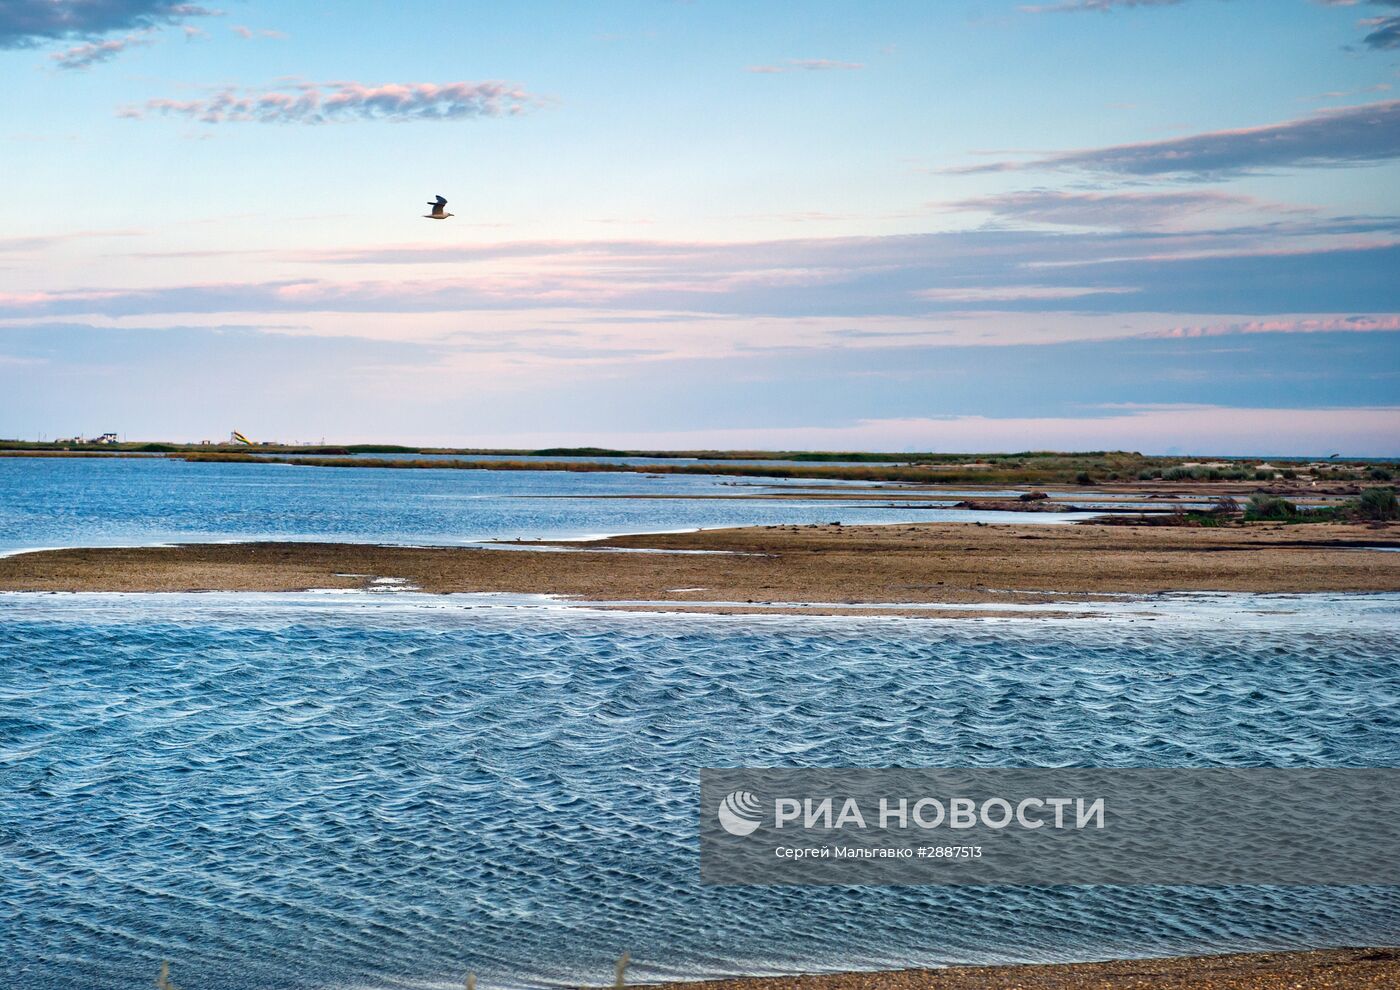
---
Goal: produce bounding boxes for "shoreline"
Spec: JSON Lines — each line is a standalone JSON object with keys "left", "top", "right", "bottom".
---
{"left": 650, "top": 947, "right": 1399, "bottom": 990}
{"left": 5, "top": 446, "right": 1395, "bottom": 493}
{"left": 2, "top": 520, "right": 1395, "bottom": 615}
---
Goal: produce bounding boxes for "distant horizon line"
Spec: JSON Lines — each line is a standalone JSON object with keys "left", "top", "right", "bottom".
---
{"left": 2, "top": 439, "right": 1396, "bottom": 463}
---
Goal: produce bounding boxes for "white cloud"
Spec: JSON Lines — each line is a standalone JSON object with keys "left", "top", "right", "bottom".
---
{"left": 49, "top": 32, "right": 152, "bottom": 69}
{"left": 120, "top": 79, "right": 542, "bottom": 124}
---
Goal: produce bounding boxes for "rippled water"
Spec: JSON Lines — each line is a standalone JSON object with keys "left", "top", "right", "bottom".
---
{"left": 0, "top": 456, "right": 1050, "bottom": 554}
{"left": 3, "top": 592, "right": 1398, "bottom": 990}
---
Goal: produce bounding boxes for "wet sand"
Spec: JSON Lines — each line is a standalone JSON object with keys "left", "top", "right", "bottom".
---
{"left": 656, "top": 948, "right": 1400, "bottom": 990}
{"left": 1, "top": 521, "right": 1395, "bottom": 613}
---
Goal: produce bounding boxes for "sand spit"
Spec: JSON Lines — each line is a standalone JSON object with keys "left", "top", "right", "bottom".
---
{"left": 1, "top": 521, "right": 1395, "bottom": 614}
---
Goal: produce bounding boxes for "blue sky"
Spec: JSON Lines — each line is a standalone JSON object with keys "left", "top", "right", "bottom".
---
{"left": 1, "top": 0, "right": 1397, "bottom": 453}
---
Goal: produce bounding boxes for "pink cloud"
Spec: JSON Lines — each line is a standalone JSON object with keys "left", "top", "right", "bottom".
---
{"left": 2, "top": 224, "right": 1394, "bottom": 322}
{"left": 1148, "top": 315, "right": 1400, "bottom": 337}
{"left": 231, "top": 25, "right": 285, "bottom": 40}
{"left": 50, "top": 32, "right": 152, "bottom": 69}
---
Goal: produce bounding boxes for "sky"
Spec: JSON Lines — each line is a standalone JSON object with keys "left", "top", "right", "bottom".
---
{"left": 0, "top": 0, "right": 1397, "bottom": 454}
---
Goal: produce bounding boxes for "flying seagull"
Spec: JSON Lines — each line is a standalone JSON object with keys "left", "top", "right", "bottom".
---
{"left": 424, "top": 195, "right": 453, "bottom": 220}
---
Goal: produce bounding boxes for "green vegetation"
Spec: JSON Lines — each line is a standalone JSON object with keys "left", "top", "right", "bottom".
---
{"left": 177, "top": 453, "right": 1053, "bottom": 483}
{"left": 174, "top": 448, "right": 1185, "bottom": 484}
{"left": 1245, "top": 494, "right": 1299, "bottom": 521}
{"left": 1358, "top": 487, "right": 1398, "bottom": 521}
{"left": 172, "top": 451, "right": 1196, "bottom": 485}
{"left": 530, "top": 446, "right": 632, "bottom": 457}
{"left": 166, "top": 453, "right": 1398, "bottom": 494}
{"left": 4, "top": 440, "right": 1397, "bottom": 492}
{"left": 1240, "top": 488, "right": 1397, "bottom": 524}
{"left": 1163, "top": 465, "right": 1251, "bottom": 481}
{"left": 1110, "top": 489, "right": 1397, "bottom": 528}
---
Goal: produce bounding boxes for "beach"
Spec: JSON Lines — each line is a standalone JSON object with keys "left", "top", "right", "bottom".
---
{"left": 657, "top": 948, "right": 1399, "bottom": 990}
{"left": 3, "top": 519, "right": 1395, "bottom": 614}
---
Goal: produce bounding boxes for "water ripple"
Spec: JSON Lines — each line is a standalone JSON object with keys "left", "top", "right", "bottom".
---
{"left": 1, "top": 593, "right": 1398, "bottom": 989}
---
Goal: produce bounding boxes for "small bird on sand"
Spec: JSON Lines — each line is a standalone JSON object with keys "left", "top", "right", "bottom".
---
{"left": 424, "top": 195, "right": 453, "bottom": 220}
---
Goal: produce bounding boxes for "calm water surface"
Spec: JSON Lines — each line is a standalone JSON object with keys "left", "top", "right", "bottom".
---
{"left": 0, "top": 456, "right": 1049, "bottom": 554}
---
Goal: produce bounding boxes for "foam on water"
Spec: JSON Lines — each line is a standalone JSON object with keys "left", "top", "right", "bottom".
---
{"left": 2, "top": 592, "right": 1398, "bottom": 989}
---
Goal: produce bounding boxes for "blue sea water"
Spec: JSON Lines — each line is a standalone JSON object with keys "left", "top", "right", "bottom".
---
{"left": 0, "top": 456, "right": 1044, "bottom": 555}
{"left": 0, "top": 457, "right": 1398, "bottom": 988}
{"left": 2, "top": 592, "right": 1398, "bottom": 990}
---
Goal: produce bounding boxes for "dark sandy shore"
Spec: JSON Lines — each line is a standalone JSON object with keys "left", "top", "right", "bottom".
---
{"left": 655, "top": 948, "right": 1400, "bottom": 990}
{"left": 1, "top": 521, "right": 1396, "bottom": 615}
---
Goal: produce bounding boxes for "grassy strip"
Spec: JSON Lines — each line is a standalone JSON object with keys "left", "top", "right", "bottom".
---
{"left": 4, "top": 440, "right": 1135, "bottom": 462}
{"left": 16, "top": 440, "right": 1393, "bottom": 470}
{"left": 8, "top": 441, "right": 1396, "bottom": 487}
{"left": 173, "top": 452, "right": 1184, "bottom": 485}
